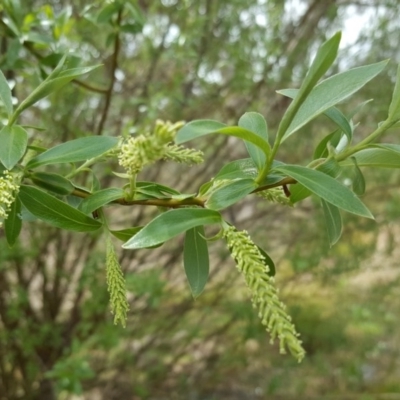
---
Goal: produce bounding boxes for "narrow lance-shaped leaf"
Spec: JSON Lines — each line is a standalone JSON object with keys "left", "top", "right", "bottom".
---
{"left": 313, "top": 129, "right": 341, "bottom": 159}
{"left": 321, "top": 199, "right": 342, "bottom": 246}
{"left": 214, "top": 158, "right": 258, "bottom": 180}
{"left": 282, "top": 60, "right": 389, "bottom": 141}
{"left": 78, "top": 188, "right": 124, "bottom": 214}
{"left": 123, "top": 208, "right": 222, "bottom": 249}
{"left": 255, "top": 245, "right": 276, "bottom": 277}
{"left": 184, "top": 226, "right": 210, "bottom": 298}
{"left": 388, "top": 64, "right": 400, "bottom": 122}
{"left": 4, "top": 197, "right": 22, "bottom": 247}
{"left": 351, "top": 158, "right": 366, "bottom": 195}
{"left": 27, "top": 136, "right": 119, "bottom": 168}
{"left": 340, "top": 148, "right": 400, "bottom": 168}
{"left": 11, "top": 64, "right": 100, "bottom": 123}
{"left": 19, "top": 185, "right": 102, "bottom": 231}
{"left": 206, "top": 179, "right": 257, "bottom": 211}
{"left": 278, "top": 89, "right": 352, "bottom": 140}
{"left": 30, "top": 172, "right": 75, "bottom": 195}
{"left": 274, "top": 165, "right": 373, "bottom": 218}
{"left": 276, "top": 32, "right": 341, "bottom": 141}
{"left": 0, "top": 69, "right": 13, "bottom": 118}
{"left": 0, "top": 125, "right": 28, "bottom": 170}
{"left": 176, "top": 121, "right": 270, "bottom": 157}
{"left": 238, "top": 112, "right": 269, "bottom": 170}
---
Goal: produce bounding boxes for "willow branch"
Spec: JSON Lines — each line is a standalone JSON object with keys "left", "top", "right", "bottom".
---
{"left": 96, "top": 9, "right": 123, "bottom": 135}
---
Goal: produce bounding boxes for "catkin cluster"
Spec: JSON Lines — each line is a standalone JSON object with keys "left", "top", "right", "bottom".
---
{"left": 118, "top": 120, "right": 203, "bottom": 175}
{"left": 223, "top": 225, "right": 305, "bottom": 361}
{"left": 0, "top": 171, "right": 20, "bottom": 228}
{"left": 106, "top": 237, "right": 130, "bottom": 327}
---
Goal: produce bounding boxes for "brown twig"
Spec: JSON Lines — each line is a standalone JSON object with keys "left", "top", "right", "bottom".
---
{"left": 96, "top": 9, "right": 123, "bottom": 135}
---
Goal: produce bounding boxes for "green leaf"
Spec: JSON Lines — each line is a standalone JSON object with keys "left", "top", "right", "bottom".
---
{"left": 184, "top": 226, "right": 210, "bottom": 298}
{"left": 30, "top": 172, "right": 75, "bottom": 195}
{"left": 4, "top": 197, "right": 22, "bottom": 247}
{"left": 256, "top": 246, "right": 276, "bottom": 277}
{"left": 27, "top": 136, "right": 118, "bottom": 168}
{"left": 0, "top": 69, "right": 13, "bottom": 118}
{"left": 238, "top": 112, "right": 269, "bottom": 170}
{"left": 214, "top": 158, "right": 284, "bottom": 182}
{"left": 321, "top": 199, "right": 342, "bottom": 246}
{"left": 214, "top": 158, "right": 258, "bottom": 180}
{"left": 373, "top": 143, "right": 400, "bottom": 154}
{"left": 313, "top": 129, "right": 341, "bottom": 159}
{"left": 276, "top": 32, "right": 341, "bottom": 141}
{"left": 110, "top": 227, "right": 164, "bottom": 248}
{"left": 122, "top": 208, "right": 222, "bottom": 249}
{"left": 278, "top": 89, "right": 352, "bottom": 140}
{"left": 350, "top": 158, "right": 366, "bottom": 195}
{"left": 340, "top": 148, "right": 400, "bottom": 168}
{"left": 176, "top": 120, "right": 226, "bottom": 143}
{"left": 290, "top": 160, "right": 340, "bottom": 204}
{"left": 274, "top": 165, "right": 373, "bottom": 218}
{"left": 388, "top": 64, "right": 400, "bottom": 122}
{"left": 324, "top": 107, "right": 352, "bottom": 140}
{"left": 0, "top": 125, "right": 28, "bottom": 169}
{"left": 78, "top": 188, "right": 124, "bottom": 214}
{"left": 120, "top": 23, "right": 142, "bottom": 34}
{"left": 19, "top": 185, "right": 102, "bottom": 231}
{"left": 110, "top": 227, "right": 143, "bottom": 242}
{"left": 97, "top": 2, "right": 121, "bottom": 23}
{"left": 176, "top": 121, "right": 269, "bottom": 157}
{"left": 12, "top": 64, "right": 100, "bottom": 122}
{"left": 282, "top": 60, "right": 389, "bottom": 141}
{"left": 206, "top": 179, "right": 257, "bottom": 211}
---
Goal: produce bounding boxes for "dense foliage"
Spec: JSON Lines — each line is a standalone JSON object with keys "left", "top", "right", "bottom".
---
{"left": 1, "top": 1, "right": 400, "bottom": 399}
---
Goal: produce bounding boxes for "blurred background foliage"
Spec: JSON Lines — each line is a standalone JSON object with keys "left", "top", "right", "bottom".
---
{"left": 1, "top": 0, "right": 400, "bottom": 399}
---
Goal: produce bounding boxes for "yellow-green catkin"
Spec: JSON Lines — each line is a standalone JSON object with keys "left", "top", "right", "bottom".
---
{"left": 164, "top": 144, "right": 203, "bottom": 165}
{"left": 0, "top": 171, "right": 20, "bottom": 228}
{"left": 106, "top": 237, "right": 129, "bottom": 327}
{"left": 256, "top": 187, "right": 292, "bottom": 206}
{"left": 223, "top": 225, "right": 305, "bottom": 362}
{"left": 118, "top": 120, "right": 185, "bottom": 175}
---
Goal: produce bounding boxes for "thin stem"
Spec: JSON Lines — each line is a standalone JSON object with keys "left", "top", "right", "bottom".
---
{"left": 96, "top": 9, "right": 123, "bottom": 135}
{"left": 128, "top": 174, "right": 137, "bottom": 200}
{"left": 70, "top": 176, "right": 297, "bottom": 209}
{"left": 336, "top": 119, "right": 395, "bottom": 161}
{"left": 65, "top": 157, "right": 99, "bottom": 179}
